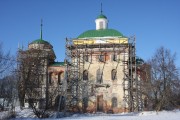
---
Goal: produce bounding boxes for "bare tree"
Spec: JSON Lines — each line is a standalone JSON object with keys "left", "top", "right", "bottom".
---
{"left": 0, "top": 42, "right": 17, "bottom": 114}
{"left": 0, "top": 74, "right": 18, "bottom": 111}
{"left": 0, "top": 42, "right": 14, "bottom": 76}
{"left": 17, "top": 48, "right": 57, "bottom": 118}
{"left": 142, "top": 47, "right": 180, "bottom": 111}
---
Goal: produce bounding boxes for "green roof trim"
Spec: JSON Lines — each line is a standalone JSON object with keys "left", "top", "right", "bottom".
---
{"left": 49, "top": 62, "right": 65, "bottom": 66}
{"left": 97, "top": 14, "right": 107, "bottom": 19}
{"left": 136, "top": 58, "right": 144, "bottom": 65}
{"left": 30, "top": 39, "right": 50, "bottom": 45}
{"left": 78, "top": 29, "right": 123, "bottom": 38}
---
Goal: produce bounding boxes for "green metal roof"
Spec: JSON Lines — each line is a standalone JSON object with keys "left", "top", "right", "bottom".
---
{"left": 30, "top": 39, "right": 50, "bottom": 45}
{"left": 97, "top": 14, "right": 107, "bottom": 19}
{"left": 49, "top": 62, "right": 65, "bottom": 66}
{"left": 136, "top": 57, "right": 144, "bottom": 65}
{"left": 78, "top": 29, "right": 123, "bottom": 38}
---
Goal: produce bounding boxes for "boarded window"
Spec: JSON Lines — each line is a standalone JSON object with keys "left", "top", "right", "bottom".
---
{"left": 91, "top": 84, "right": 94, "bottom": 95}
{"left": 49, "top": 73, "right": 52, "bottom": 84}
{"left": 83, "top": 97, "right": 88, "bottom": 112}
{"left": 112, "top": 54, "right": 117, "bottom": 61}
{"left": 83, "top": 70, "right": 88, "bottom": 80}
{"left": 97, "top": 95, "right": 103, "bottom": 111}
{"left": 96, "top": 69, "right": 103, "bottom": 83}
{"left": 111, "top": 69, "right": 117, "bottom": 80}
{"left": 58, "top": 73, "right": 61, "bottom": 84}
{"left": 99, "top": 54, "right": 105, "bottom": 62}
{"left": 84, "top": 55, "right": 88, "bottom": 62}
{"left": 112, "top": 97, "right": 117, "bottom": 108}
{"left": 144, "top": 97, "right": 148, "bottom": 108}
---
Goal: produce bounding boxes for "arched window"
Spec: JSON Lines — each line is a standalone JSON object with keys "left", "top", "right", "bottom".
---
{"left": 83, "top": 70, "right": 88, "bottom": 80}
{"left": 112, "top": 54, "right": 117, "bottom": 61}
{"left": 55, "top": 95, "right": 65, "bottom": 111}
{"left": 49, "top": 72, "right": 52, "bottom": 84}
{"left": 96, "top": 69, "right": 103, "bottom": 83}
{"left": 111, "top": 69, "right": 117, "bottom": 80}
{"left": 112, "top": 97, "right": 117, "bottom": 108}
{"left": 84, "top": 55, "right": 89, "bottom": 62}
{"left": 144, "top": 97, "right": 148, "bottom": 108}
{"left": 58, "top": 72, "right": 61, "bottom": 84}
{"left": 99, "top": 54, "right": 105, "bottom": 62}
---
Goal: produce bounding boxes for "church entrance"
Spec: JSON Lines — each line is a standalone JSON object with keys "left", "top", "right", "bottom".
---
{"left": 97, "top": 95, "right": 103, "bottom": 112}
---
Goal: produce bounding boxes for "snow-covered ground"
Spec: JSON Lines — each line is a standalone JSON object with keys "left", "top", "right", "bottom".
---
{"left": 1, "top": 107, "right": 179, "bottom": 120}
{"left": 53, "top": 110, "right": 180, "bottom": 120}
{"left": 0, "top": 107, "right": 36, "bottom": 119}
{"left": 0, "top": 111, "right": 9, "bottom": 120}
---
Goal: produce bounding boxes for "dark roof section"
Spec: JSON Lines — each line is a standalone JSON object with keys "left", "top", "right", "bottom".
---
{"left": 49, "top": 62, "right": 65, "bottom": 67}
{"left": 97, "top": 14, "right": 107, "bottom": 19}
{"left": 136, "top": 57, "right": 144, "bottom": 65}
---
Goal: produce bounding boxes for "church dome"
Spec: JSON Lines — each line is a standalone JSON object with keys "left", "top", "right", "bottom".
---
{"left": 30, "top": 39, "right": 51, "bottom": 45}
{"left": 28, "top": 38, "right": 55, "bottom": 60}
{"left": 29, "top": 38, "right": 53, "bottom": 50}
{"left": 78, "top": 29, "right": 123, "bottom": 38}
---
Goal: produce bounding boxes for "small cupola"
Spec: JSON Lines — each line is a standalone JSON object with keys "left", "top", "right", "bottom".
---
{"left": 95, "top": 14, "right": 108, "bottom": 30}
{"left": 95, "top": 4, "right": 108, "bottom": 30}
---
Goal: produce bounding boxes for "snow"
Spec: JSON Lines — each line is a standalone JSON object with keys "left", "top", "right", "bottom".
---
{"left": 53, "top": 110, "right": 180, "bottom": 120}
{"left": 15, "top": 107, "right": 36, "bottom": 118}
{"left": 0, "top": 111, "right": 9, "bottom": 120}
{"left": 1, "top": 107, "right": 180, "bottom": 120}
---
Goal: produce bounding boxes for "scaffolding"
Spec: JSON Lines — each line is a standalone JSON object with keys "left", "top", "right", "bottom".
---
{"left": 62, "top": 36, "right": 143, "bottom": 112}
{"left": 63, "top": 38, "right": 84, "bottom": 111}
{"left": 122, "top": 36, "right": 143, "bottom": 112}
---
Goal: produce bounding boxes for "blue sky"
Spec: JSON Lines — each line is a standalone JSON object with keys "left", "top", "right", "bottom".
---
{"left": 0, "top": 0, "right": 180, "bottom": 67}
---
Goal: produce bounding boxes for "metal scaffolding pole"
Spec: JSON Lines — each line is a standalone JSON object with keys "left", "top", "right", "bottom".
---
{"left": 62, "top": 36, "right": 143, "bottom": 112}
{"left": 122, "top": 36, "right": 143, "bottom": 112}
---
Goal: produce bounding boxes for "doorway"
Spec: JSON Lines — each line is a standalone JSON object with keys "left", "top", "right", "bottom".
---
{"left": 97, "top": 95, "right": 103, "bottom": 112}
